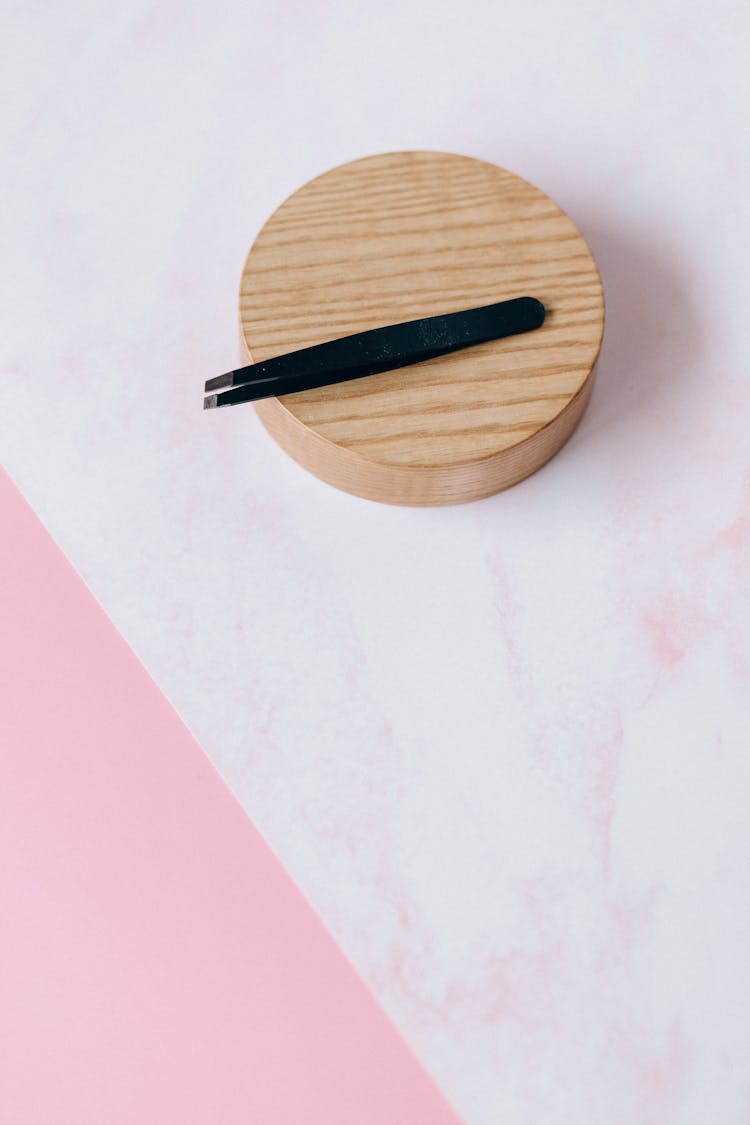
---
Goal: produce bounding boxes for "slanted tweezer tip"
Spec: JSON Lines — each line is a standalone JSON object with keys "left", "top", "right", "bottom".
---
{"left": 203, "top": 394, "right": 219, "bottom": 410}
{"left": 204, "top": 371, "right": 233, "bottom": 392}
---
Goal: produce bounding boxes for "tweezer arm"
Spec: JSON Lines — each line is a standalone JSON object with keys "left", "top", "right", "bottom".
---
{"left": 204, "top": 296, "right": 545, "bottom": 409}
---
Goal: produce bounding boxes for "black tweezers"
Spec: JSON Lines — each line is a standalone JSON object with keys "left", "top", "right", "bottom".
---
{"left": 203, "top": 296, "right": 545, "bottom": 409}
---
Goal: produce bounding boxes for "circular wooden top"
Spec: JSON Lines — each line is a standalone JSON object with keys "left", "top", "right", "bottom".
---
{"left": 239, "top": 151, "right": 604, "bottom": 503}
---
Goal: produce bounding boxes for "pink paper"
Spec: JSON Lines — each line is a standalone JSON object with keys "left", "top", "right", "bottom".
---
{"left": 0, "top": 469, "right": 459, "bottom": 1124}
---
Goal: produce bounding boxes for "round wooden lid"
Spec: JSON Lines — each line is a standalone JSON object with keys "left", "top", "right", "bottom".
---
{"left": 240, "top": 151, "right": 604, "bottom": 505}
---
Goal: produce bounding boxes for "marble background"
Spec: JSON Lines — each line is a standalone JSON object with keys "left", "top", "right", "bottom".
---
{"left": 3, "top": 1, "right": 749, "bottom": 1121}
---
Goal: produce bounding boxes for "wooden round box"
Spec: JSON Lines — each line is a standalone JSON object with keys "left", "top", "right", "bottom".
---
{"left": 239, "top": 151, "right": 604, "bottom": 506}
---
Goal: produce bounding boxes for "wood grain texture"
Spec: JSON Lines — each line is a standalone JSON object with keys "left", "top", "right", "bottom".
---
{"left": 240, "top": 151, "right": 604, "bottom": 505}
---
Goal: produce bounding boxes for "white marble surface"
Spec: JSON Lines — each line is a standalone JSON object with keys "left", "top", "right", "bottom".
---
{"left": 3, "top": 2, "right": 750, "bottom": 1121}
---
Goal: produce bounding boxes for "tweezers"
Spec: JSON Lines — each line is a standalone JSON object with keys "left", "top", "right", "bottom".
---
{"left": 203, "top": 296, "right": 545, "bottom": 409}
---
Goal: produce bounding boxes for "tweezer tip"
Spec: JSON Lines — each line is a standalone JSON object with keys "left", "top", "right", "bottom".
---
{"left": 204, "top": 371, "right": 233, "bottom": 392}
{"left": 203, "top": 394, "right": 219, "bottom": 410}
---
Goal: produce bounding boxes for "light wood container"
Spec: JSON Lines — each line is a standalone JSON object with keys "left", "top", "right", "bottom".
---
{"left": 240, "top": 151, "right": 604, "bottom": 506}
